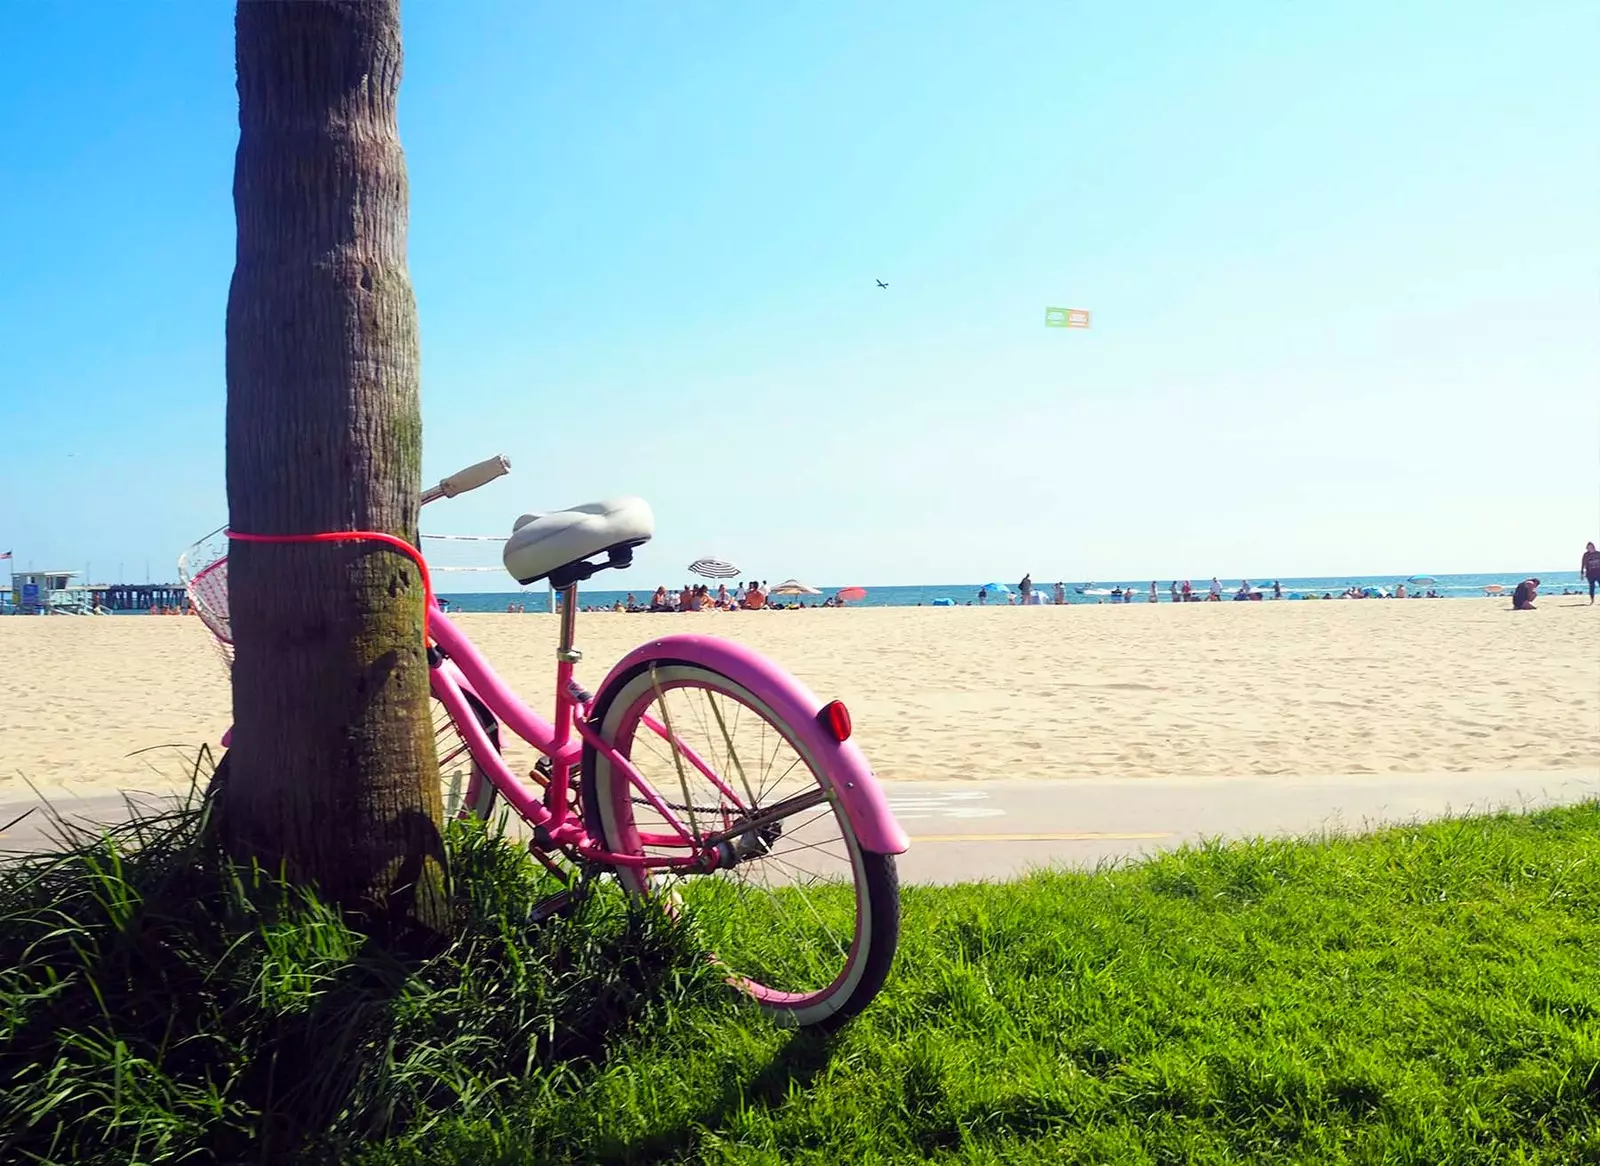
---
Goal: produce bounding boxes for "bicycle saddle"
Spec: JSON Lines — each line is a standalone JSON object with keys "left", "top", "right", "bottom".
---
{"left": 502, "top": 496, "right": 654, "bottom": 588}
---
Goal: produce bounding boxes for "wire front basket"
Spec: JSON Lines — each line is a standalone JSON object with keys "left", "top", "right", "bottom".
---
{"left": 178, "top": 527, "right": 233, "bottom": 672}
{"left": 177, "top": 528, "right": 507, "bottom": 676}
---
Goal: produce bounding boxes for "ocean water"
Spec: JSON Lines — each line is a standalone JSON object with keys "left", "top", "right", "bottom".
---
{"left": 438, "top": 571, "right": 1577, "bottom": 612}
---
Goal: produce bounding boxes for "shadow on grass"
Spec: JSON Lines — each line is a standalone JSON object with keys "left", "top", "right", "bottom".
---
{"left": 593, "top": 1029, "right": 841, "bottom": 1165}
{"left": 0, "top": 782, "right": 716, "bottom": 1166}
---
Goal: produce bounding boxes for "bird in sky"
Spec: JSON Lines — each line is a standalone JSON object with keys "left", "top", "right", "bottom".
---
{"left": 875, "top": 279, "right": 888, "bottom": 289}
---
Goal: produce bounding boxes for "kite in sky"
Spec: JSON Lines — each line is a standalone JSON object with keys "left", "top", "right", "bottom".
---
{"left": 1045, "top": 306, "right": 1090, "bottom": 328}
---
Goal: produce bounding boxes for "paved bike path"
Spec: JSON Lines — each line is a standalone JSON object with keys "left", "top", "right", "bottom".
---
{"left": 1, "top": 770, "right": 1593, "bottom": 884}
{"left": 885, "top": 770, "right": 1597, "bottom": 883}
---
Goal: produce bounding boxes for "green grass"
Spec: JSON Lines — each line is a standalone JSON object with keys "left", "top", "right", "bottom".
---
{"left": 363, "top": 804, "right": 1600, "bottom": 1166}
{"left": 0, "top": 796, "right": 722, "bottom": 1164}
{"left": 4, "top": 796, "right": 1600, "bottom": 1164}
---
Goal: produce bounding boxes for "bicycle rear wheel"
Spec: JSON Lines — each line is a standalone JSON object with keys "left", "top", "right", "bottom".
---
{"left": 584, "top": 660, "right": 900, "bottom": 1030}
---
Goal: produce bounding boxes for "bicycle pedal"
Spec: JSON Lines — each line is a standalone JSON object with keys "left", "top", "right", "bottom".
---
{"left": 528, "top": 889, "right": 577, "bottom": 923}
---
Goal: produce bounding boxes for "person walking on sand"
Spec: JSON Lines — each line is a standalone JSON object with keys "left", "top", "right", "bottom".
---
{"left": 1053, "top": 581, "right": 1066, "bottom": 605}
{"left": 1018, "top": 574, "right": 1033, "bottom": 604}
{"left": 1582, "top": 542, "right": 1600, "bottom": 604}
{"left": 978, "top": 586, "right": 988, "bottom": 605}
{"left": 1209, "top": 577, "right": 1222, "bottom": 601}
{"left": 1149, "top": 580, "right": 1159, "bottom": 603}
{"left": 1182, "top": 579, "right": 1193, "bottom": 602}
{"left": 1273, "top": 580, "right": 1282, "bottom": 600}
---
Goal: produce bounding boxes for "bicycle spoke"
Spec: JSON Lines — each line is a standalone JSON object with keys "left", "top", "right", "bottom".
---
{"left": 706, "top": 690, "right": 760, "bottom": 810}
{"left": 649, "top": 666, "right": 702, "bottom": 842}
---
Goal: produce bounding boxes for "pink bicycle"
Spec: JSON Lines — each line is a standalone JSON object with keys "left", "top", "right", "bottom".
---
{"left": 180, "top": 455, "right": 907, "bottom": 1030}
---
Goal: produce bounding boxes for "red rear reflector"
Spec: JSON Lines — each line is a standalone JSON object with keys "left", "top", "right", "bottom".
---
{"left": 819, "top": 700, "right": 852, "bottom": 742}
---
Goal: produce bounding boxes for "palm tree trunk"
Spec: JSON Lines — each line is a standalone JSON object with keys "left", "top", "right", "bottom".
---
{"left": 221, "top": 0, "right": 446, "bottom": 934}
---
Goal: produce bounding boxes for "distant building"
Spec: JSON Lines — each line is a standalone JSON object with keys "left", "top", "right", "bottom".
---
{"left": 11, "top": 570, "right": 79, "bottom": 614}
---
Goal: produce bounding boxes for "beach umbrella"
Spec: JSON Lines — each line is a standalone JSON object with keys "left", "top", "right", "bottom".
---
{"left": 771, "top": 579, "right": 822, "bottom": 596}
{"left": 688, "top": 557, "right": 740, "bottom": 579}
{"left": 982, "top": 583, "right": 1011, "bottom": 594}
{"left": 835, "top": 586, "right": 868, "bottom": 603}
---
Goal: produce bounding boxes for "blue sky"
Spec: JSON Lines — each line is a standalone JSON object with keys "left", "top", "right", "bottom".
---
{"left": 2, "top": 1, "right": 1596, "bottom": 589}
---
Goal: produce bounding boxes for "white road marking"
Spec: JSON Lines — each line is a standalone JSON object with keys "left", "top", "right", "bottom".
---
{"left": 886, "top": 789, "right": 1007, "bottom": 822}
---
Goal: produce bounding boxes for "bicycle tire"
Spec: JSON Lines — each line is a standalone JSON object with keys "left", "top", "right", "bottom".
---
{"left": 583, "top": 658, "right": 900, "bottom": 1031}
{"left": 436, "top": 687, "right": 501, "bottom": 820}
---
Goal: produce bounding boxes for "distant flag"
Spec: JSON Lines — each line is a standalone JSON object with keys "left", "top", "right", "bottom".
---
{"left": 1045, "top": 306, "right": 1090, "bottom": 329}
{"left": 0, "top": 551, "right": 11, "bottom": 560}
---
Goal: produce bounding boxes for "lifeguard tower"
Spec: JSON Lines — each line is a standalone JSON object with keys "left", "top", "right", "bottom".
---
{"left": 10, "top": 570, "right": 80, "bottom": 614}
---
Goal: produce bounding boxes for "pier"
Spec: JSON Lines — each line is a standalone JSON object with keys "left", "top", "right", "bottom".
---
{"left": 99, "top": 584, "right": 188, "bottom": 612}
{"left": 6, "top": 569, "right": 187, "bottom": 614}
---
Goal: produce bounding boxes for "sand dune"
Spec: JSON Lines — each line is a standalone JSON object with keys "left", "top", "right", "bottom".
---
{"left": 2, "top": 598, "right": 1596, "bottom": 803}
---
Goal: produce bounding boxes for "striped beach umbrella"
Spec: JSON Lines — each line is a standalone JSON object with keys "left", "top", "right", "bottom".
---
{"left": 688, "top": 557, "right": 740, "bottom": 579}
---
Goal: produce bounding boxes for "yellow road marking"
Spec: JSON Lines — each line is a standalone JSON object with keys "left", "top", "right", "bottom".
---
{"left": 910, "top": 831, "right": 1173, "bottom": 843}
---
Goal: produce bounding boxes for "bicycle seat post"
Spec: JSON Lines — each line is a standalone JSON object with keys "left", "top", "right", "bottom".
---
{"left": 556, "top": 582, "right": 581, "bottom": 663}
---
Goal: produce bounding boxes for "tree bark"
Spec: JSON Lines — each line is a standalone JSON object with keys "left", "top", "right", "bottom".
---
{"left": 222, "top": 0, "right": 445, "bottom": 934}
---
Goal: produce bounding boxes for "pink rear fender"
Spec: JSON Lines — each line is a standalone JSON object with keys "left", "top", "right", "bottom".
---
{"left": 592, "top": 634, "right": 909, "bottom": 855}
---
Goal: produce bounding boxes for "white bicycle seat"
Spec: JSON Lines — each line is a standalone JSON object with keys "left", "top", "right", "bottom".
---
{"left": 502, "top": 496, "right": 654, "bottom": 586}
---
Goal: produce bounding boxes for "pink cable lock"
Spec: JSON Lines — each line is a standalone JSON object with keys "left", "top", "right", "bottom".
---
{"left": 225, "top": 529, "right": 436, "bottom": 635}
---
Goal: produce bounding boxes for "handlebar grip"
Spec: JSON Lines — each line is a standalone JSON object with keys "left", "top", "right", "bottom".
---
{"left": 438, "top": 455, "right": 511, "bottom": 498}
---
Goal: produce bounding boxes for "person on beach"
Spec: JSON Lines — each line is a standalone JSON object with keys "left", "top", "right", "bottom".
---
{"left": 1018, "top": 574, "right": 1033, "bottom": 603}
{"left": 1150, "top": 580, "right": 1158, "bottom": 603}
{"left": 1054, "top": 581, "right": 1066, "bottom": 605}
{"left": 1582, "top": 542, "right": 1600, "bottom": 604}
{"left": 1272, "top": 580, "right": 1282, "bottom": 600}
{"left": 1170, "top": 581, "right": 1179, "bottom": 602}
{"left": 1512, "top": 578, "right": 1540, "bottom": 610}
{"left": 1209, "top": 577, "right": 1222, "bottom": 601}
{"left": 1182, "top": 579, "right": 1193, "bottom": 602}
{"left": 978, "top": 586, "right": 988, "bottom": 605}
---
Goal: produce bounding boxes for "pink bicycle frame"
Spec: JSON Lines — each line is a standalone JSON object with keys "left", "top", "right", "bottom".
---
{"left": 426, "top": 602, "right": 908, "bottom": 862}
{"left": 428, "top": 606, "right": 704, "bottom": 869}
{"left": 220, "top": 596, "right": 908, "bottom": 866}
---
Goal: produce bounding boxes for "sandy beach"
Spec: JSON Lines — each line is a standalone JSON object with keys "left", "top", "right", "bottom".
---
{"left": 2, "top": 599, "right": 1596, "bottom": 803}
